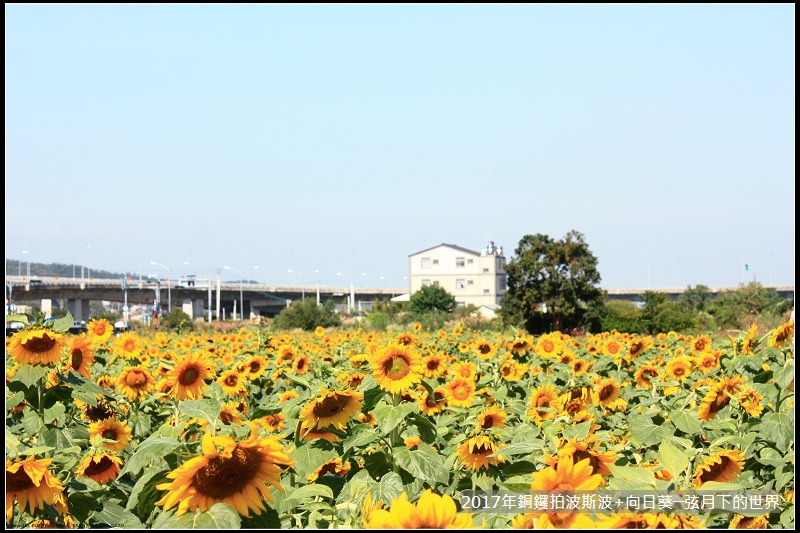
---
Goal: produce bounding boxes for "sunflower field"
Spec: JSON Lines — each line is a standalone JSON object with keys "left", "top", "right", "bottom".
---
{"left": 5, "top": 314, "right": 795, "bottom": 529}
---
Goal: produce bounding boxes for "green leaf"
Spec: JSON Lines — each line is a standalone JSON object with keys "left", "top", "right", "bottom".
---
{"left": 501, "top": 460, "right": 538, "bottom": 477}
{"left": 375, "top": 402, "right": 417, "bottom": 436}
{"left": 152, "top": 503, "right": 242, "bottom": 529}
{"left": 628, "top": 414, "right": 665, "bottom": 447}
{"left": 6, "top": 391, "right": 25, "bottom": 410}
{"left": 410, "top": 413, "right": 438, "bottom": 442}
{"left": 13, "top": 364, "right": 52, "bottom": 388}
{"left": 119, "top": 437, "right": 181, "bottom": 476}
{"left": 285, "top": 484, "right": 334, "bottom": 505}
{"left": 291, "top": 445, "right": 338, "bottom": 479}
{"left": 126, "top": 468, "right": 168, "bottom": 515}
{"left": 52, "top": 311, "right": 74, "bottom": 333}
{"left": 671, "top": 410, "right": 702, "bottom": 435}
{"left": 43, "top": 402, "right": 66, "bottom": 425}
{"left": 608, "top": 465, "right": 658, "bottom": 488}
{"left": 285, "top": 372, "right": 310, "bottom": 389}
{"left": 761, "top": 412, "right": 794, "bottom": 449}
{"left": 91, "top": 500, "right": 144, "bottom": 528}
{"left": 492, "top": 441, "right": 542, "bottom": 457}
{"left": 362, "top": 386, "right": 385, "bottom": 412}
{"left": 6, "top": 313, "right": 30, "bottom": 324}
{"left": 22, "top": 409, "right": 43, "bottom": 437}
{"left": 369, "top": 471, "right": 404, "bottom": 505}
{"left": 394, "top": 445, "right": 449, "bottom": 484}
{"left": 343, "top": 425, "right": 380, "bottom": 452}
{"left": 657, "top": 441, "right": 689, "bottom": 481}
{"left": 774, "top": 360, "right": 795, "bottom": 390}
{"left": 178, "top": 399, "right": 222, "bottom": 425}
{"left": 561, "top": 421, "right": 592, "bottom": 441}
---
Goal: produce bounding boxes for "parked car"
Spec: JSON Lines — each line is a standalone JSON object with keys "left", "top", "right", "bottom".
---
{"left": 6, "top": 321, "right": 25, "bottom": 337}
{"left": 114, "top": 320, "right": 130, "bottom": 335}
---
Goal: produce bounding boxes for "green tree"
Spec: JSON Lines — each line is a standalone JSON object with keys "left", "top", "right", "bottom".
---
{"left": 409, "top": 284, "right": 457, "bottom": 315}
{"left": 161, "top": 309, "right": 196, "bottom": 333}
{"left": 273, "top": 298, "right": 341, "bottom": 331}
{"left": 500, "top": 230, "right": 605, "bottom": 333}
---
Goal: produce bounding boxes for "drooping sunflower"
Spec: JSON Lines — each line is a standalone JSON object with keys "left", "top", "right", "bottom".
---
{"left": 364, "top": 489, "right": 476, "bottom": 529}
{"left": 255, "top": 413, "right": 286, "bottom": 433}
{"left": 302, "top": 429, "right": 341, "bottom": 443}
{"left": 525, "top": 455, "right": 603, "bottom": 528}
{"left": 666, "top": 356, "right": 694, "bottom": 380}
{"left": 155, "top": 424, "right": 295, "bottom": 517}
{"left": 456, "top": 435, "right": 504, "bottom": 472}
{"left": 86, "top": 318, "right": 114, "bottom": 346}
{"left": 8, "top": 328, "right": 65, "bottom": 366}
{"left": 299, "top": 388, "right": 363, "bottom": 432}
{"left": 592, "top": 377, "right": 622, "bottom": 407}
{"left": 499, "top": 361, "right": 528, "bottom": 381}
{"left": 88, "top": 418, "right": 133, "bottom": 452}
{"left": 60, "top": 334, "right": 95, "bottom": 379}
{"left": 117, "top": 365, "right": 156, "bottom": 401}
{"left": 738, "top": 323, "right": 759, "bottom": 355}
{"left": 769, "top": 320, "right": 794, "bottom": 348}
{"left": 698, "top": 383, "right": 732, "bottom": 421}
{"left": 164, "top": 352, "right": 215, "bottom": 400}
{"left": 634, "top": 364, "right": 661, "bottom": 387}
{"left": 476, "top": 406, "right": 507, "bottom": 430}
{"left": 729, "top": 514, "right": 769, "bottom": 529}
{"left": 546, "top": 438, "right": 616, "bottom": 478}
{"left": 418, "top": 387, "right": 447, "bottom": 415}
{"left": 75, "top": 451, "right": 123, "bottom": 484}
{"left": 337, "top": 371, "right": 367, "bottom": 388}
{"left": 444, "top": 378, "right": 476, "bottom": 408}
{"left": 114, "top": 332, "right": 144, "bottom": 360}
{"left": 307, "top": 458, "right": 351, "bottom": 483}
{"left": 76, "top": 397, "right": 125, "bottom": 422}
{"left": 217, "top": 402, "right": 245, "bottom": 426}
{"left": 627, "top": 336, "right": 653, "bottom": 359}
{"left": 527, "top": 384, "right": 563, "bottom": 426}
{"left": 693, "top": 449, "right": 745, "bottom": 488}
{"left": 217, "top": 369, "right": 248, "bottom": 396}
{"left": 370, "top": 343, "right": 422, "bottom": 394}
{"left": 737, "top": 388, "right": 765, "bottom": 418}
{"left": 6, "top": 456, "right": 65, "bottom": 523}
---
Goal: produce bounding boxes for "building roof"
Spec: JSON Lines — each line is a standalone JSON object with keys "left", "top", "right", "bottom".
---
{"left": 408, "top": 243, "right": 480, "bottom": 257}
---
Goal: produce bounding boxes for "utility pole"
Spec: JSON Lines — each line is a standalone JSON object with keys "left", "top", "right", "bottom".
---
{"left": 216, "top": 269, "right": 221, "bottom": 321}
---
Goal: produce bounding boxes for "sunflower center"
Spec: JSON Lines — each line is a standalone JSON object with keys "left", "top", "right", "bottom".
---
{"left": 71, "top": 349, "right": 83, "bottom": 370}
{"left": 460, "top": 368, "right": 471, "bottom": 378}
{"left": 192, "top": 445, "right": 264, "bottom": 499}
{"left": 102, "top": 429, "right": 118, "bottom": 440}
{"left": 452, "top": 384, "right": 471, "bottom": 401}
{"left": 709, "top": 392, "right": 730, "bottom": 414}
{"left": 224, "top": 374, "right": 238, "bottom": 387}
{"left": 83, "top": 456, "right": 115, "bottom": 476}
{"left": 481, "top": 415, "right": 496, "bottom": 429}
{"left": 383, "top": 356, "right": 411, "bottom": 380}
{"left": 672, "top": 367, "right": 686, "bottom": 377}
{"left": 249, "top": 361, "right": 261, "bottom": 373}
{"left": 479, "top": 344, "right": 491, "bottom": 354}
{"left": 125, "top": 371, "right": 148, "bottom": 388}
{"left": 219, "top": 411, "right": 235, "bottom": 425}
{"left": 699, "top": 457, "right": 732, "bottom": 483}
{"left": 123, "top": 340, "right": 136, "bottom": 352}
{"left": 23, "top": 333, "right": 57, "bottom": 353}
{"left": 598, "top": 384, "right": 617, "bottom": 402}
{"left": 180, "top": 367, "right": 200, "bottom": 385}
{"left": 547, "top": 511, "right": 575, "bottom": 527}
{"left": 296, "top": 359, "right": 307, "bottom": 371}
{"left": 573, "top": 450, "right": 601, "bottom": 474}
{"left": 471, "top": 443, "right": 492, "bottom": 455}
{"left": 427, "top": 360, "right": 439, "bottom": 371}
{"left": 553, "top": 482, "right": 575, "bottom": 491}
{"left": 6, "top": 468, "right": 36, "bottom": 492}
{"left": 313, "top": 395, "right": 349, "bottom": 418}
{"left": 85, "top": 403, "right": 115, "bottom": 422}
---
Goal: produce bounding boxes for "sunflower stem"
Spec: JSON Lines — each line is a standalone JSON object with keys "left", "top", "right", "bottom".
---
{"left": 37, "top": 376, "right": 45, "bottom": 423}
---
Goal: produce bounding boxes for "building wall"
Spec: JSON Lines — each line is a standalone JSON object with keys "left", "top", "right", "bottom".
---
{"left": 408, "top": 243, "right": 507, "bottom": 308}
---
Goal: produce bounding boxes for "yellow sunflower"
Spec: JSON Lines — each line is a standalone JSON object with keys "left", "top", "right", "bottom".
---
{"left": 592, "top": 377, "right": 622, "bottom": 407}
{"left": 77, "top": 398, "right": 125, "bottom": 422}
{"left": 63, "top": 334, "right": 95, "bottom": 378}
{"left": 75, "top": 451, "right": 123, "bottom": 484}
{"left": 525, "top": 455, "right": 602, "bottom": 528}
{"left": 164, "top": 352, "right": 216, "bottom": 400}
{"left": 404, "top": 436, "right": 422, "bottom": 449}
{"left": 86, "top": 318, "right": 114, "bottom": 346}
{"left": 114, "top": 332, "right": 144, "bottom": 360}
{"left": 88, "top": 418, "right": 133, "bottom": 452}
{"left": 698, "top": 383, "right": 732, "bottom": 421}
{"left": 627, "top": 336, "right": 653, "bottom": 359}
{"left": 666, "top": 356, "right": 693, "bottom": 380}
{"left": 418, "top": 387, "right": 447, "bottom": 415}
{"left": 444, "top": 378, "right": 476, "bottom": 408}
{"left": 364, "top": 489, "right": 476, "bottom": 529}
{"left": 292, "top": 355, "right": 311, "bottom": 375}
{"left": 476, "top": 406, "right": 507, "bottom": 430}
{"left": 456, "top": 435, "right": 504, "bottom": 472}
{"left": 6, "top": 456, "right": 65, "bottom": 523}
{"left": 738, "top": 388, "right": 765, "bottom": 418}
{"left": 302, "top": 429, "right": 341, "bottom": 443}
{"left": 255, "top": 413, "right": 286, "bottom": 433}
{"left": 499, "top": 361, "right": 528, "bottom": 381}
{"left": 299, "top": 388, "right": 363, "bottom": 432}
{"left": 769, "top": 320, "right": 794, "bottom": 348}
{"left": 421, "top": 353, "right": 448, "bottom": 379}
{"left": 534, "top": 334, "right": 560, "bottom": 358}
{"left": 370, "top": 343, "right": 422, "bottom": 394}
{"left": 693, "top": 449, "right": 745, "bottom": 488}
{"left": 739, "top": 323, "right": 759, "bottom": 355}
{"left": 217, "top": 369, "right": 248, "bottom": 396}
{"left": 634, "top": 364, "right": 661, "bottom": 387}
{"left": 696, "top": 351, "right": 719, "bottom": 374}
{"left": 307, "top": 458, "right": 351, "bottom": 483}
{"left": 395, "top": 332, "right": 416, "bottom": 346}
{"left": 245, "top": 355, "right": 268, "bottom": 379}
{"left": 117, "top": 365, "right": 156, "bottom": 401}
{"left": 474, "top": 340, "right": 498, "bottom": 360}
{"left": 729, "top": 514, "right": 769, "bottom": 529}
{"left": 278, "top": 390, "right": 298, "bottom": 403}
{"left": 527, "top": 384, "right": 563, "bottom": 426}
{"left": 449, "top": 361, "right": 477, "bottom": 381}
{"left": 8, "top": 328, "right": 65, "bottom": 366}
{"left": 546, "top": 438, "right": 616, "bottom": 479}
{"left": 337, "top": 371, "right": 367, "bottom": 388}
{"left": 155, "top": 424, "right": 295, "bottom": 517}
{"left": 510, "top": 335, "right": 533, "bottom": 357}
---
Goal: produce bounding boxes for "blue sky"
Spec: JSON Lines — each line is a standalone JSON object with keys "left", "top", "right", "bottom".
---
{"left": 6, "top": 4, "right": 795, "bottom": 290}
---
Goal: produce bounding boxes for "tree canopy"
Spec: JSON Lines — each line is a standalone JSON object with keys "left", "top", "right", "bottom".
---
{"left": 500, "top": 230, "right": 605, "bottom": 333}
{"left": 409, "top": 284, "right": 457, "bottom": 315}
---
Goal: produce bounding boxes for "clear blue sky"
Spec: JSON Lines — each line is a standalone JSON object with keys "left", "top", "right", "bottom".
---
{"left": 6, "top": 4, "right": 795, "bottom": 290}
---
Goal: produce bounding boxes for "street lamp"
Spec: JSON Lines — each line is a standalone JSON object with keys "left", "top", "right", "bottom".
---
{"left": 287, "top": 269, "right": 305, "bottom": 301}
{"left": 150, "top": 261, "right": 171, "bottom": 312}
{"left": 224, "top": 266, "right": 244, "bottom": 320}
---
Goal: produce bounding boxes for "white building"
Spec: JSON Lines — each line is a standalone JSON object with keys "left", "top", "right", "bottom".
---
{"left": 408, "top": 241, "right": 507, "bottom": 308}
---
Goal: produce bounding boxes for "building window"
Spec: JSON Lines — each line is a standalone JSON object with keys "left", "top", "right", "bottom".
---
{"left": 467, "top": 259, "right": 473, "bottom": 265}
{"left": 482, "top": 267, "right": 489, "bottom": 273}
{"left": 483, "top": 289, "right": 490, "bottom": 294}
{"left": 456, "top": 257, "right": 465, "bottom": 268}
{"left": 467, "top": 280, "right": 474, "bottom": 286}
{"left": 422, "top": 279, "right": 432, "bottom": 287}
{"left": 433, "top": 280, "right": 440, "bottom": 286}
{"left": 498, "top": 276, "right": 506, "bottom": 291}
{"left": 433, "top": 259, "right": 439, "bottom": 265}
{"left": 421, "top": 258, "right": 431, "bottom": 269}
{"left": 456, "top": 279, "right": 465, "bottom": 290}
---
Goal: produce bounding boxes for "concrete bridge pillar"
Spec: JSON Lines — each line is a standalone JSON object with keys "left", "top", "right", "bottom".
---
{"left": 181, "top": 298, "right": 206, "bottom": 320}
{"left": 67, "top": 299, "right": 87, "bottom": 323}
{"left": 41, "top": 299, "right": 53, "bottom": 319}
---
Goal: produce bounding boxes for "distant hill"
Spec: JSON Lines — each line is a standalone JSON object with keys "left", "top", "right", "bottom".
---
{"left": 5, "top": 259, "right": 134, "bottom": 280}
